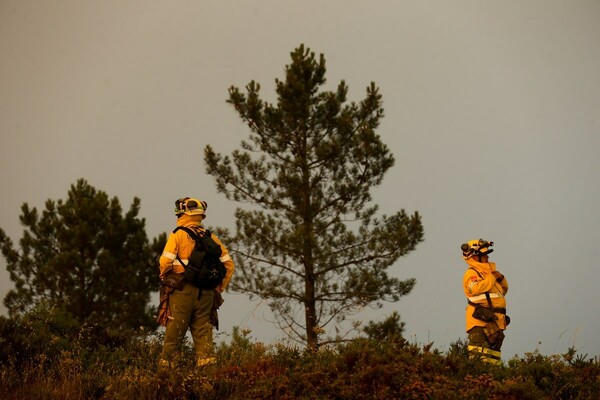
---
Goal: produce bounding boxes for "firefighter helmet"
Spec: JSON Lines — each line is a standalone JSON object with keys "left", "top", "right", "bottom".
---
{"left": 461, "top": 238, "right": 494, "bottom": 259}
{"left": 174, "top": 197, "right": 207, "bottom": 218}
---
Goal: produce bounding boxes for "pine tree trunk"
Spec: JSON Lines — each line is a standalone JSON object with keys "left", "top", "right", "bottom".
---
{"left": 304, "top": 269, "right": 318, "bottom": 351}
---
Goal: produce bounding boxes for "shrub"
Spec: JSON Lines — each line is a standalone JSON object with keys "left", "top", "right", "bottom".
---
{"left": 1, "top": 314, "right": 600, "bottom": 399}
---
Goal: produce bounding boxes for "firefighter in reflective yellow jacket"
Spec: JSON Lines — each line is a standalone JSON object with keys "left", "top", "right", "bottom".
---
{"left": 461, "top": 238, "right": 509, "bottom": 365}
{"left": 157, "top": 197, "right": 234, "bottom": 369}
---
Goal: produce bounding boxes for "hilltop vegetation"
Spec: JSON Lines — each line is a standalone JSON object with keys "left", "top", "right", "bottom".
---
{"left": 1, "top": 304, "right": 598, "bottom": 399}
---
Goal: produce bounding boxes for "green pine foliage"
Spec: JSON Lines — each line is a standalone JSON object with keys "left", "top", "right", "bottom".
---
{"left": 362, "top": 311, "right": 406, "bottom": 341}
{"left": 0, "top": 179, "right": 165, "bottom": 330}
{"left": 204, "top": 44, "right": 424, "bottom": 349}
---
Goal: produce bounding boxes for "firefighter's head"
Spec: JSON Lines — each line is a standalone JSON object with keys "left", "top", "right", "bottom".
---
{"left": 461, "top": 238, "right": 494, "bottom": 260}
{"left": 174, "top": 197, "right": 207, "bottom": 219}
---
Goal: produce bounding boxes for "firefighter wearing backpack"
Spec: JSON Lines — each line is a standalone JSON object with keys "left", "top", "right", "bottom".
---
{"left": 157, "top": 197, "right": 234, "bottom": 369}
{"left": 461, "top": 239, "right": 509, "bottom": 365}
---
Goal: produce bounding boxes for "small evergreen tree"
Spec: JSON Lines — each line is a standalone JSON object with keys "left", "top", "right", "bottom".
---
{"left": 0, "top": 179, "right": 165, "bottom": 329}
{"left": 205, "top": 44, "right": 423, "bottom": 349}
{"left": 363, "top": 311, "right": 406, "bottom": 342}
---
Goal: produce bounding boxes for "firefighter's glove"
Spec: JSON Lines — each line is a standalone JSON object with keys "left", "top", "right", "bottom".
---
{"left": 492, "top": 271, "right": 505, "bottom": 283}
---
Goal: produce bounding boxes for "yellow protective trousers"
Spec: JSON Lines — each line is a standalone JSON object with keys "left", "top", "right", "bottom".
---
{"left": 159, "top": 282, "right": 215, "bottom": 364}
{"left": 467, "top": 326, "right": 503, "bottom": 365}
{"left": 468, "top": 345, "right": 502, "bottom": 365}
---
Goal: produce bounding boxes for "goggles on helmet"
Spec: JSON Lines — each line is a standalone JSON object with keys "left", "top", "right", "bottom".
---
{"left": 461, "top": 238, "right": 494, "bottom": 259}
{"left": 174, "top": 197, "right": 207, "bottom": 218}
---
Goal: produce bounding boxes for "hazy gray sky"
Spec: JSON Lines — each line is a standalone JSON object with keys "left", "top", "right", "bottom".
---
{"left": 2, "top": 1, "right": 599, "bottom": 359}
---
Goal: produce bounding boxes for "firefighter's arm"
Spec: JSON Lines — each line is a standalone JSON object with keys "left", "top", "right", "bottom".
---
{"left": 217, "top": 256, "right": 234, "bottom": 293}
{"left": 159, "top": 233, "right": 179, "bottom": 280}
{"left": 499, "top": 274, "right": 508, "bottom": 294}
{"left": 491, "top": 270, "right": 508, "bottom": 294}
{"left": 212, "top": 235, "right": 235, "bottom": 293}
{"left": 463, "top": 270, "right": 495, "bottom": 296}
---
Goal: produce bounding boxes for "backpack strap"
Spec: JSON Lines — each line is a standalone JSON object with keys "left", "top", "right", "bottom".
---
{"left": 173, "top": 226, "right": 209, "bottom": 241}
{"left": 172, "top": 226, "right": 210, "bottom": 267}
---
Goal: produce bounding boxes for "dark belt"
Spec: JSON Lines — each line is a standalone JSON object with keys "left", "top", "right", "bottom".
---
{"left": 468, "top": 301, "right": 506, "bottom": 314}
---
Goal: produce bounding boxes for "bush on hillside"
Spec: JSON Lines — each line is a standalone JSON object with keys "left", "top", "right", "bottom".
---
{"left": 1, "top": 307, "right": 599, "bottom": 399}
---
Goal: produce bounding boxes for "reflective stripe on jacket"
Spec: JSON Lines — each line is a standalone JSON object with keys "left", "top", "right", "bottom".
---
{"left": 467, "top": 292, "right": 503, "bottom": 302}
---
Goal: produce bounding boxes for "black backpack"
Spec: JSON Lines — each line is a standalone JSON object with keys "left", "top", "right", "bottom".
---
{"left": 174, "top": 226, "right": 227, "bottom": 290}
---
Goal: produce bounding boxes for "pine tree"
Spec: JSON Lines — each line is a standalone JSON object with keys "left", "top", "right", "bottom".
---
{"left": 205, "top": 45, "right": 424, "bottom": 349}
{"left": 0, "top": 179, "right": 165, "bottom": 329}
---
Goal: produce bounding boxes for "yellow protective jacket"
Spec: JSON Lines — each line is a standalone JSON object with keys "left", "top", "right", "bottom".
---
{"left": 159, "top": 214, "right": 234, "bottom": 292}
{"left": 463, "top": 258, "right": 508, "bottom": 332}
